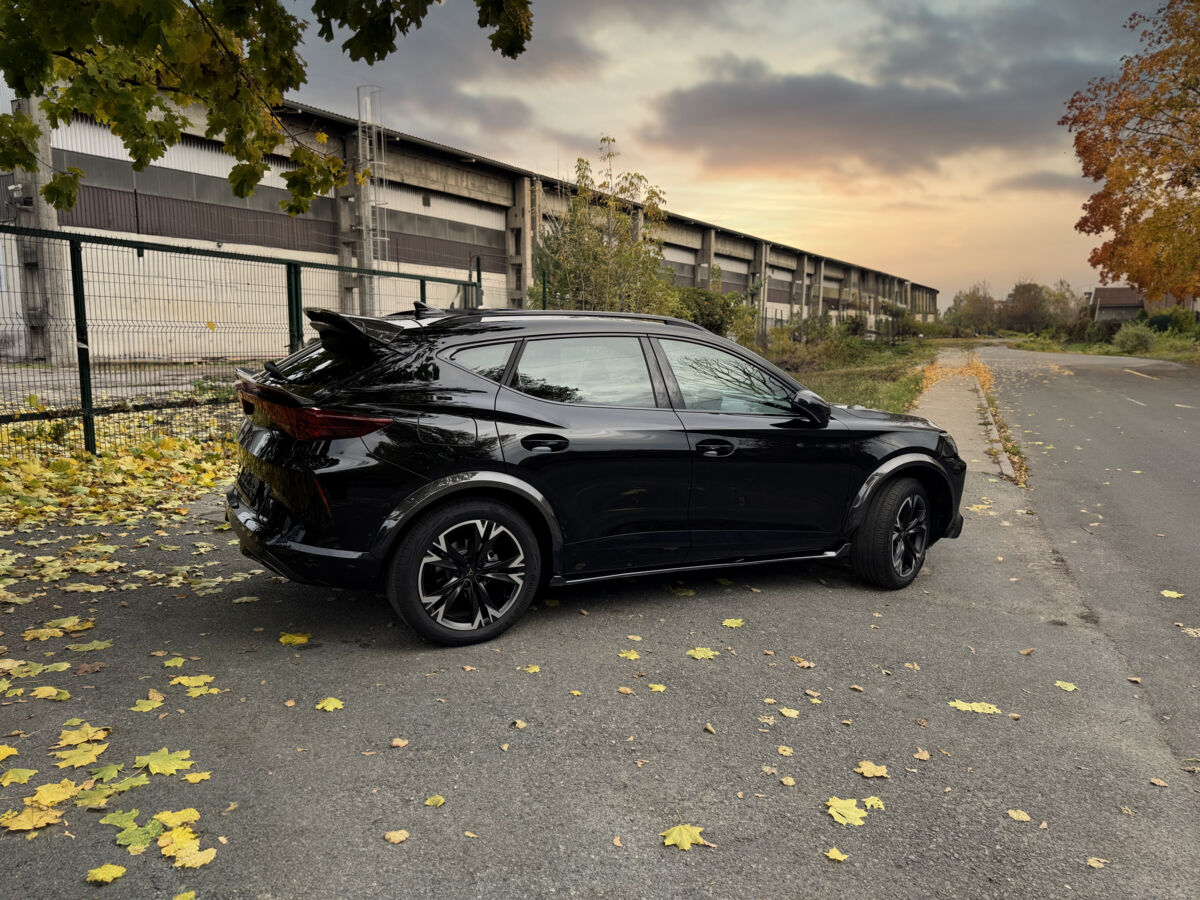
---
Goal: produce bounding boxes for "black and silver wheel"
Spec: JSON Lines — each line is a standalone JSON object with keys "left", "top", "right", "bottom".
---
{"left": 388, "top": 498, "right": 541, "bottom": 645}
{"left": 850, "top": 477, "right": 930, "bottom": 590}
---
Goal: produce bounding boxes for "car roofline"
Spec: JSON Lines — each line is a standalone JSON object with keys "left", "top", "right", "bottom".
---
{"left": 426, "top": 308, "right": 709, "bottom": 332}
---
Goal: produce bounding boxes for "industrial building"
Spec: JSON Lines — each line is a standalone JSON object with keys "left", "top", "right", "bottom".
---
{"left": 1, "top": 88, "right": 937, "bottom": 365}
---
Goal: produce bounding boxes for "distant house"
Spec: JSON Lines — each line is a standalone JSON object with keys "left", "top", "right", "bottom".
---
{"left": 1091, "top": 285, "right": 1197, "bottom": 321}
{"left": 1092, "top": 286, "right": 1149, "bottom": 322}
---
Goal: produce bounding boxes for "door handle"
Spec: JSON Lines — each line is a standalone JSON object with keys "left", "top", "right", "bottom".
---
{"left": 695, "top": 438, "right": 735, "bottom": 458}
{"left": 521, "top": 434, "right": 569, "bottom": 453}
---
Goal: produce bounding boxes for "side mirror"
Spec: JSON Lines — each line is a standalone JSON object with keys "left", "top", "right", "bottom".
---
{"left": 792, "top": 388, "right": 831, "bottom": 426}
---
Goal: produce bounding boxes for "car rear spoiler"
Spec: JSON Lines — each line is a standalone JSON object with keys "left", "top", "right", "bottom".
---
{"left": 304, "top": 308, "right": 405, "bottom": 359}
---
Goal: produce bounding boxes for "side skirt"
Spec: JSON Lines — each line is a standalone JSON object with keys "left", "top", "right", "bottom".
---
{"left": 550, "top": 543, "right": 851, "bottom": 587}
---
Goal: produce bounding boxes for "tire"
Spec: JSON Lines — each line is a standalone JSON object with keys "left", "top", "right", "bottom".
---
{"left": 387, "top": 498, "right": 542, "bottom": 645}
{"left": 850, "top": 477, "right": 930, "bottom": 590}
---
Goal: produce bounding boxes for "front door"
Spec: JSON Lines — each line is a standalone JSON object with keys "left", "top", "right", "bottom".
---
{"left": 494, "top": 334, "right": 691, "bottom": 578}
{"left": 653, "top": 337, "right": 852, "bottom": 562}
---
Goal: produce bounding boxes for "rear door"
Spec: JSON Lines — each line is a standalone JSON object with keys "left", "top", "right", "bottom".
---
{"left": 493, "top": 334, "right": 691, "bottom": 578}
{"left": 652, "top": 337, "right": 852, "bottom": 562}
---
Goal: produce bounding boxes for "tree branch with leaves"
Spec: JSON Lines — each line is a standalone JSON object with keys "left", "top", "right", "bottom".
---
{"left": 1060, "top": 0, "right": 1200, "bottom": 302}
{"left": 0, "top": 0, "right": 532, "bottom": 215}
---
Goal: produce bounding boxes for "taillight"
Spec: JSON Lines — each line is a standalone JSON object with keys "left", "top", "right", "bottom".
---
{"left": 237, "top": 385, "right": 390, "bottom": 440}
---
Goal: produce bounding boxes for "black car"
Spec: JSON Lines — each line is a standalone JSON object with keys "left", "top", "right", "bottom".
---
{"left": 227, "top": 306, "right": 965, "bottom": 645}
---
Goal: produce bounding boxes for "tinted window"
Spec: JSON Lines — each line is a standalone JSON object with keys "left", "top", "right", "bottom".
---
{"left": 269, "top": 342, "right": 360, "bottom": 385}
{"left": 660, "top": 339, "right": 793, "bottom": 414}
{"left": 515, "top": 337, "right": 656, "bottom": 407}
{"left": 452, "top": 342, "right": 514, "bottom": 383}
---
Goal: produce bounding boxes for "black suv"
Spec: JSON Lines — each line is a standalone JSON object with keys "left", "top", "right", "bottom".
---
{"left": 227, "top": 306, "right": 965, "bottom": 645}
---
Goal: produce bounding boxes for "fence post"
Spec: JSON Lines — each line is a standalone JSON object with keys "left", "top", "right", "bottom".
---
{"left": 68, "top": 238, "right": 97, "bottom": 455}
{"left": 419, "top": 277, "right": 427, "bottom": 307}
{"left": 286, "top": 263, "right": 303, "bottom": 352}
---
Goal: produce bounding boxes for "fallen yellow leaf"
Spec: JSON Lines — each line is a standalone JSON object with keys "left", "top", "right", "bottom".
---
{"left": 1008, "top": 809, "right": 1031, "bottom": 822}
{"left": 315, "top": 697, "right": 343, "bottom": 711}
{"left": 1055, "top": 681, "right": 1078, "bottom": 692}
{"left": 948, "top": 700, "right": 1002, "bottom": 714}
{"left": 279, "top": 633, "right": 310, "bottom": 646}
{"left": 85, "top": 864, "right": 126, "bottom": 884}
{"left": 825, "top": 797, "right": 868, "bottom": 826}
{"left": 825, "top": 847, "right": 848, "bottom": 862}
{"left": 1087, "top": 857, "right": 1108, "bottom": 869}
{"left": 425, "top": 795, "right": 445, "bottom": 808}
{"left": 686, "top": 647, "right": 720, "bottom": 660}
{"left": 722, "top": 618, "right": 744, "bottom": 628}
{"left": 855, "top": 760, "right": 888, "bottom": 778}
{"left": 385, "top": 830, "right": 410, "bottom": 844}
{"left": 659, "top": 823, "right": 711, "bottom": 851}
{"left": 1161, "top": 590, "right": 1184, "bottom": 599}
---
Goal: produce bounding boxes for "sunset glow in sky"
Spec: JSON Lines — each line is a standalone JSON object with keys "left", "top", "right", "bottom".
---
{"left": 295, "top": 0, "right": 1155, "bottom": 305}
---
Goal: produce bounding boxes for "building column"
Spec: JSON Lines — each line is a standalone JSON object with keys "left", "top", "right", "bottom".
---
{"left": 506, "top": 176, "right": 533, "bottom": 308}
{"left": 696, "top": 228, "right": 716, "bottom": 288}
{"left": 753, "top": 240, "right": 769, "bottom": 343}
{"left": 791, "top": 254, "right": 808, "bottom": 322}
{"left": 11, "top": 96, "right": 72, "bottom": 365}
{"left": 816, "top": 258, "right": 826, "bottom": 319}
{"left": 334, "top": 182, "right": 357, "bottom": 314}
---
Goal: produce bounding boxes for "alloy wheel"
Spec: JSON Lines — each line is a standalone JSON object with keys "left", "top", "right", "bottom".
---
{"left": 890, "top": 494, "right": 928, "bottom": 579}
{"left": 417, "top": 519, "right": 526, "bottom": 631}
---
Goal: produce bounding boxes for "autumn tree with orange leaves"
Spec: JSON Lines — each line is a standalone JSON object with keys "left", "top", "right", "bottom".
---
{"left": 1060, "top": 0, "right": 1200, "bottom": 303}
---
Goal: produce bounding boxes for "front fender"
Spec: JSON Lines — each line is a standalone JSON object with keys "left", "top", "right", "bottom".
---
{"left": 844, "top": 452, "right": 959, "bottom": 538}
{"left": 368, "top": 470, "right": 566, "bottom": 577}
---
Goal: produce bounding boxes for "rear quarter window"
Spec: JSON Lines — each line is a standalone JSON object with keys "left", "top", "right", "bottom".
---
{"left": 450, "top": 343, "right": 515, "bottom": 383}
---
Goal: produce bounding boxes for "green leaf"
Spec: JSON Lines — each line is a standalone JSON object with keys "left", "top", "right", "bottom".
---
{"left": 92, "top": 763, "right": 122, "bottom": 783}
{"left": 41, "top": 168, "right": 84, "bottom": 211}
{"left": 67, "top": 639, "right": 113, "bottom": 652}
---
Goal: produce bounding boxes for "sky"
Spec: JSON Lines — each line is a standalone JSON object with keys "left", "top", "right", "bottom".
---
{"left": 292, "top": 0, "right": 1155, "bottom": 307}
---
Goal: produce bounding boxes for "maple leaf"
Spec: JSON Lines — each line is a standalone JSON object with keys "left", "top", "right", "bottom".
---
{"left": 99, "top": 809, "right": 140, "bottom": 830}
{"left": 135, "top": 748, "right": 194, "bottom": 776}
{"left": 158, "top": 825, "right": 200, "bottom": 858}
{"left": 649, "top": 684, "right": 666, "bottom": 692}
{"left": 62, "top": 583, "right": 106, "bottom": 593}
{"left": 778, "top": 746, "right": 794, "bottom": 757}
{"left": 660, "top": 823, "right": 711, "bottom": 851}
{"left": 163, "top": 657, "right": 186, "bottom": 668}
{"left": 30, "top": 686, "right": 70, "bottom": 700}
{"left": 86, "top": 864, "right": 126, "bottom": 884}
{"left": 1, "top": 768, "right": 37, "bottom": 786}
{"left": 92, "top": 764, "right": 122, "bottom": 783}
{"left": 67, "top": 639, "right": 113, "bottom": 652}
{"left": 618, "top": 650, "right": 640, "bottom": 661}
{"left": 722, "top": 618, "right": 744, "bottom": 628}
{"left": 385, "top": 830, "right": 410, "bottom": 844}
{"left": 186, "top": 686, "right": 219, "bottom": 698}
{"left": 29, "top": 778, "right": 81, "bottom": 806}
{"left": 130, "top": 697, "right": 163, "bottom": 712}
{"left": 1087, "top": 857, "right": 1108, "bottom": 869}
{"left": 232, "top": 595, "right": 259, "bottom": 603}
{"left": 1055, "top": 681, "right": 1078, "bottom": 692}
{"left": 672, "top": 588, "right": 695, "bottom": 597}
{"left": 56, "top": 723, "right": 109, "bottom": 747}
{"left": 521, "top": 664, "right": 540, "bottom": 673}
{"left": 826, "top": 847, "right": 849, "bottom": 861}
{"left": 948, "top": 700, "right": 1002, "bottom": 714}
{"left": 826, "top": 797, "right": 868, "bottom": 826}
{"left": 55, "top": 741, "right": 108, "bottom": 769}
{"left": 182, "top": 772, "right": 211, "bottom": 784}
{"left": 45, "top": 616, "right": 91, "bottom": 631}
{"left": 425, "top": 795, "right": 446, "bottom": 808}
{"left": 315, "top": 697, "right": 343, "bottom": 711}
{"left": 617, "top": 686, "right": 634, "bottom": 695}
{"left": 279, "top": 632, "right": 310, "bottom": 646}
{"left": 0, "top": 745, "right": 16, "bottom": 763}
{"left": 686, "top": 647, "right": 720, "bottom": 660}
{"left": 1, "top": 805, "right": 63, "bottom": 831}
{"left": 176, "top": 846, "right": 217, "bottom": 868}
{"left": 779, "top": 707, "right": 799, "bottom": 718}
{"left": 855, "top": 761, "right": 889, "bottom": 779}
{"left": 1008, "top": 809, "right": 1032, "bottom": 822}
{"left": 914, "top": 747, "right": 931, "bottom": 761}
{"left": 22, "top": 626, "right": 64, "bottom": 642}
{"left": 1161, "top": 590, "right": 1184, "bottom": 599}
{"left": 155, "top": 809, "right": 200, "bottom": 828}
{"left": 863, "top": 796, "right": 885, "bottom": 810}
{"left": 169, "top": 675, "right": 213, "bottom": 688}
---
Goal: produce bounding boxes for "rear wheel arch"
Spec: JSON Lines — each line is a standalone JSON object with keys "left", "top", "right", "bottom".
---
{"left": 375, "top": 473, "right": 564, "bottom": 584}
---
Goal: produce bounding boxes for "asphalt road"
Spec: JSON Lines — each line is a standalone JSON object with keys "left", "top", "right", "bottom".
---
{"left": 0, "top": 347, "right": 1197, "bottom": 899}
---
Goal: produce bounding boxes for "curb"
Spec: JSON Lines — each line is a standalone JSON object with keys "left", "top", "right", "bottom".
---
{"left": 972, "top": 375, "right": 1016, "bottom": 481}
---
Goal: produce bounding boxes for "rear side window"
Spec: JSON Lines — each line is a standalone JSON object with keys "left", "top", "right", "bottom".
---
{"left": 452, "top": 343, "right": 515, "bottom": 383}
{"left": 514, "top": 337, "right": 655, "bottom": 407}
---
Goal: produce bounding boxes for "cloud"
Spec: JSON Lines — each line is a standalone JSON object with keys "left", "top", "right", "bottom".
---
{"left": 992, "top": 171, "right": 1093, "bottom": 194}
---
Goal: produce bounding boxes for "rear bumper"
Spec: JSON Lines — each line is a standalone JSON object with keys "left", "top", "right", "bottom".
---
{"left": 225, "top": 487, "right": 380, "bottom": 590}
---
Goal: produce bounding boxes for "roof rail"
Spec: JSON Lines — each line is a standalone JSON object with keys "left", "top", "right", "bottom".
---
{"left": 445, "top": 308, "right": 708, "bottom": 331}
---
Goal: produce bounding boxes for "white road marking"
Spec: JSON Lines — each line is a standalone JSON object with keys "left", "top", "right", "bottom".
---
{"left": 1121, "top": 395, "right": 1147, "bottom": 407}
{"left": 1124, "top": 368, "right": 1159, "bottom": 380}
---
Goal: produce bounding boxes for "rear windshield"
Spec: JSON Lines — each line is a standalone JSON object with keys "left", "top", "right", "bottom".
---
{"left": 268, "top": 343, "right": 363, "bottom": 386}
